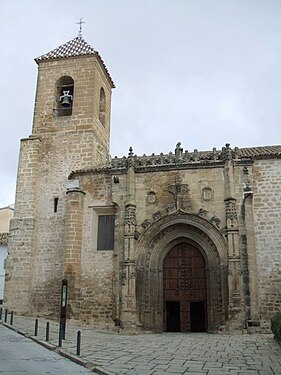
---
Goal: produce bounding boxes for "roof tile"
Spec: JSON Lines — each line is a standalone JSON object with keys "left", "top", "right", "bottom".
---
{"left": 35, "top": 37, "right": 115, "bottom": 88}
{"left": 35, "top": 37, "right": 96, "bottom": 61}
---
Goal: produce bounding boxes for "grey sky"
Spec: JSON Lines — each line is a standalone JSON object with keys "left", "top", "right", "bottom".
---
{"left": 1, "top": 0, "right": 281, "bottom": 207}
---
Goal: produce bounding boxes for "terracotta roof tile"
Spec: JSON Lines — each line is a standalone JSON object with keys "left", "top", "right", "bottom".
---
{"left": 239, "top": 145, "right": 281, "bottom": 158}
{"left": 35, "top": 37, "right": 115, "bottom": 88}
{"left": 35, "top": 37, "right": 96, "bottom": 61}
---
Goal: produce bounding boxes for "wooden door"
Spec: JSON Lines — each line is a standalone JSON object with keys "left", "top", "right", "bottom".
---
{"left": 163, "top": 243, "right": 207, "bottom": 332}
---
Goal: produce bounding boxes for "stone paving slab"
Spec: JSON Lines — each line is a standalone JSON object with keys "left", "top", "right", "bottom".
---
{"left": 1, "top": 315, "right": 281, "bottom": 374}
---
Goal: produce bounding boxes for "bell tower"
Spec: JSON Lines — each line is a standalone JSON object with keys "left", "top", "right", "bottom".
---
{"left": 33, "top": 36, "right": 115, "bottom": 162}
{"left": 4, "top": 36, "right": 115, "bottom": 315}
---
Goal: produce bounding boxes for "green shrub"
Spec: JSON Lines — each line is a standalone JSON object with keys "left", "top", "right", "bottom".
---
{"left": 271, "top": 313, "right": 281, "bottom": 343}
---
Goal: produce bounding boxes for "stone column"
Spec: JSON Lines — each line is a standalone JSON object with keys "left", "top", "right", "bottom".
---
{"left": 241, "top": 182, "right": 260, "bottom": 323}
{"left": 223, "top": 145, "right": 244, "bottom": 328}
{"left": 64, "top": 187, "right": 85, "bottom": 319}
{"left": 120, "top": 163, "right": 139, "bottom": 332}
{"left": 4, "top": 136, "right": 41, "bottom": 314}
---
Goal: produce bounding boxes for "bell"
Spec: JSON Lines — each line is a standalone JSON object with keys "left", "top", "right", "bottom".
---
{"left": 60, "top": 90, "right": 72, "bottom": 107}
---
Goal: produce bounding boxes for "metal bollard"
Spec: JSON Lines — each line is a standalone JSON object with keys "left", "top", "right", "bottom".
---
{"left": 76, "top": 330, "right": 81, "bottom": 355}
{"left": 0, "top": 307, "right": 2, "bottom": 320}
{"left": 10, "top": 311, "right": 14, "bottom": 326}
{"left": 34, "top": 319, "right": 38, "bottom": 336}
{"left": 58, "top": 324, "right": 63, "bottom": 347}
{"left": 4, "top": 309, "right": 8, "bottom": 323}
{"left": 46, "top": 322, "right": 50, "bottom": 342}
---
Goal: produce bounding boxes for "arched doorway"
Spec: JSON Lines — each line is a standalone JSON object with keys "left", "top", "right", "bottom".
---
{"left": 163, "top": 243, "right": 207, "bottom": 332}
{"left": 136, "top": 213, "right": 228, "bottom": 333}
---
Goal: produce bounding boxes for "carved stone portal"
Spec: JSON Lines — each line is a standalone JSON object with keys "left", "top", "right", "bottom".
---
{"left": 135, "top": 213, "right": 228, "bottom": 333}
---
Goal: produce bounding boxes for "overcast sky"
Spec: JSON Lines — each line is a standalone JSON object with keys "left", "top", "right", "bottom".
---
{"left": 1, "top": 0, "right": 281, "bottom": 207}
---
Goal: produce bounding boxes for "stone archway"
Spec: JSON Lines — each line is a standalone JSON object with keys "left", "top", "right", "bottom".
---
{"left": 136, "top": 212, "right": 228, "bottom": 333}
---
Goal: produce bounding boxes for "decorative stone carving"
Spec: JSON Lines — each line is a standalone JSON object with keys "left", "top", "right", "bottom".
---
{"left": 129, "top": 268, "right": 135, "bottom": 279}
{"left": 212, "top": 147, "right": 218, "bottom": 160}
{"left": 233, "top": 147, "right": 240, "bottom": 159}
{"left": 175, "top": 142, "right": 183, "bottom": 160}
{"left": 221, "top": 143, "right": 240, "bottom": 161}
{"left": 243, "top": 183, "right": 253, "bottom": 198}
{"left": 137, "top": 207, "right": 225, "bottom": 241}
{"left": 181, "top": 203, "right": 191, "bottom": 210}
{"left": 225, "top": 198, "right": 238, "bottom": 221}
{"left": 221, "top": 143, "right": 232, "bottom": 161}
{"left": 168, "top": 174, "right": 190, "bottom": 210}
{"left": 192, "top": 149, "right": 199, "bottom": 161}
{"left": 202, "top": 186, "right": 213, "bottom": 201}
{"left": 124, "top": 204, "right": 137, "bottom": 225}
{"left": 147, "top": 191, "right": 156, "bottom": 204}
{"left": 243, "top": 167, "right": 249, "bottom": 175}
{"left": 139, "top": 220, "right": 223, "bottom": 317}
{"left": 0, "top": 233, "right": 8, "bottom": 245}
{"left": 120, "top": 269, "right": 127, "bottom": 285}
{"left": 166, "top": 205, "right": 176, "bottom": 214}
{"left": 141, "top": 219, "right": 151, "bottom": 229}
{"left": 198, "top": 208, "right": 208, "bottom": 217}
{"left": 106, "top": 142, "right": 256, "bottom": 176}
{"left": 152, "top": 211, "right": 163, "bottom": 221}
{"left": 134, "top": 231, "right": 141, "bottom": 240}
{"left": 211, "top": 216, "right": 221, "bottom": 228}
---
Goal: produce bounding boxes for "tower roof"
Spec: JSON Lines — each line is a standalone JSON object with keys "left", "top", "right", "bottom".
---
{"left": 35, "top": 37, "right": 115, "bottom": 88}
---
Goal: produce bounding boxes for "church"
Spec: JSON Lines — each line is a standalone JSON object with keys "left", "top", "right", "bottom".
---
{"left": 4, "top": 35, "right": 281, "bottom": 334}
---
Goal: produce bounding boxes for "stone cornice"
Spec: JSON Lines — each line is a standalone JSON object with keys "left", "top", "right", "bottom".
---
{"left": 68, "top": 143, "right": 281, "bottom": 177}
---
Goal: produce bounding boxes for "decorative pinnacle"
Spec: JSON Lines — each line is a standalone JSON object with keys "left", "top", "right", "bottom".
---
{"left": 76, "top": 17, "right": 85, "bottom": 37}
{"left": 128, "top": 146, "right": 134, "bottom": 157}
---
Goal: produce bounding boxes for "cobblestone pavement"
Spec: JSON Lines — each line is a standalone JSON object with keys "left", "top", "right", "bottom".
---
{"left": 1, "top": 315, "right": 281, "bottom": 375}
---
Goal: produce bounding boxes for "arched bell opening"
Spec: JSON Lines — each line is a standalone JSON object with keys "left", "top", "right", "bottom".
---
{"left": 56, "top": 76, "right": 74, "bottom": 117}
{"left": 136, "top": 213, "right": 228, "bottom": 333}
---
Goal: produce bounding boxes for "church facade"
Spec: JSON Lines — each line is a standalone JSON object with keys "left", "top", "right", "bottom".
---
{"left": 4, "top": 37, "right": 281, "bottom": 333}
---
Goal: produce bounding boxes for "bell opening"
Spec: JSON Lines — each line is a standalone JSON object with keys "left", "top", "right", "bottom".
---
{"left": 56, "top": 76, "right": 74, "bottom": 117}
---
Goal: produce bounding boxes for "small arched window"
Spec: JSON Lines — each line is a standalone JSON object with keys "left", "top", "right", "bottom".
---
{"left": 56, "top": 76, "right": 74, "bottom": 117}
{"left": 99, "top": 87, "right": 106, "bottom": 125}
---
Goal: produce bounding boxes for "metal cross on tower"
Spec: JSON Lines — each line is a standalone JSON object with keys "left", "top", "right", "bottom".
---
{"left": 76, "top": 17, "right": 85, "bottom": 37}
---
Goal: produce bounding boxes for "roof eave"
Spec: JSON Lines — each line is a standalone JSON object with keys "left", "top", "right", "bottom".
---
{"left": 34, "top": 53, "right": 115, "bottom": 88}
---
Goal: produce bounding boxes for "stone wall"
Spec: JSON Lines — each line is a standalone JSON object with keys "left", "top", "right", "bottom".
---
{"left": 74, "top": 172, "right": 115, "bottom": 327}
{"left": 5, "top": 52, "right": 114, "bottom": 317}
{"left": 253, "top": 159, "right": 281, "bottom": 322}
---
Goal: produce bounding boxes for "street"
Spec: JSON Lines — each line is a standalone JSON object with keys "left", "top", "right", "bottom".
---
{"left": 2, "top": 315, "right": 281, "bottom": 374}
{"left": 0, "top": 325, "right": 94, "bottom": 374}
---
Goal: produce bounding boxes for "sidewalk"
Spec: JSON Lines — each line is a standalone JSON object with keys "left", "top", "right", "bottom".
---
{"left": 1, "top": 314, "right": 281, "bottom": 375}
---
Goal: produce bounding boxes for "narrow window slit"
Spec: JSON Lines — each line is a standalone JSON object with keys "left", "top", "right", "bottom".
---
{"left": 54, "top": 197, "right": 59, "bottom": 213}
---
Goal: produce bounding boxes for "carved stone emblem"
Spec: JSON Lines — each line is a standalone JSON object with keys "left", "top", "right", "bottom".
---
{"left": 147, "top": 191, "right": 156, "bottom": 204}
{"left": 168, "top": 174, "right": 190, "bottom": 210}
{"left": 202, "top": 187, "right": 213, "bottom": 201}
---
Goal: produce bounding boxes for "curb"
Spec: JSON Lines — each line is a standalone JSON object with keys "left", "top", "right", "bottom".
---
{"left": 1, "top": 321, "right": 114, "bottom": 375}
